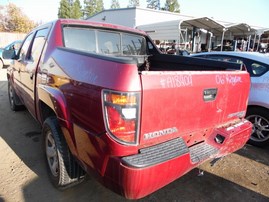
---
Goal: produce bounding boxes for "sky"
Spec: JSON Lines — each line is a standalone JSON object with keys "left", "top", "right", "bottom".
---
{"left": 1, "top": 0, "right": 269, "bottom": 28}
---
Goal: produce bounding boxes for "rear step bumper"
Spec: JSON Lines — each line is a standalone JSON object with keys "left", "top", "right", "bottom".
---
{"left": 122, "top": 138, "right": 219, "bottom": 168}
{"left": 122, "top": 138, "right": 189, "bottom": 168}
{"left": 103, "top": 119, "right": 252, "bottom": 199}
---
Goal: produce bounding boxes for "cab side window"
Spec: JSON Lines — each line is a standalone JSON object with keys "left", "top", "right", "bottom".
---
{"left": 30, "top": 28, "right": 49, "bottom": 64}
{"left": 19, "top": 33, "right": 34, "bottom": 61}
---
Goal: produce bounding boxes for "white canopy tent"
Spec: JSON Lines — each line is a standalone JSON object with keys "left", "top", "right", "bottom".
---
{"left": 137, "top": 17, "right": 226, "bottom": 52}
{"left": 263, "top": 29, "right": 269, "bottom": 35}
{"left": 255, "top": 29, "right": 269, "bottom": 51}
{"left": 137, "top": 18, "right": 264, "bottom": 52}
{"left": 87, "top": 7, "right": 268, "bottom": 52}
{"left": 223, "top": 23, "right": 258, "bottom": 51}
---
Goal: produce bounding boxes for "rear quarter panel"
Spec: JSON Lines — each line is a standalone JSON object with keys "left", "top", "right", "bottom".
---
{"left": 37, "top": 47, "right": 142, "bottom": 173}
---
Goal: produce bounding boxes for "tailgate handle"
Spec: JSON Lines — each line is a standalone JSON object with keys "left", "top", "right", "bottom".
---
{"left": 203, "top": 88, "right": 217, "bottom": 101}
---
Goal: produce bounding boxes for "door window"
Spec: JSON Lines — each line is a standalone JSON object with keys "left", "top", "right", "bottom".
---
{"left": 19, "top": 33, "right": 34, "bottom": 61}
{"left": 30, "top": 28, "right": 49, "bottom": 64}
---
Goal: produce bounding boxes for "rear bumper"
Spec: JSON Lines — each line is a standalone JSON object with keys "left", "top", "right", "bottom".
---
{"left": 103, "top": 119, "right": 252, "bottom": 199}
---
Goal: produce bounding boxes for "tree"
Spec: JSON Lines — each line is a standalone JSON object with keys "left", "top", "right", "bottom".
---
{"left": 58, "top": 0, "right": 71, "bottom": 18}
{"left": 72, "top": 0, "right": 83, "bottom": 19}
{"left": 128, "top": 0, "right": 140, "bottom": 7}
{"left": 58, "top": 0, "right": 82, "bottom": 19}
{"left": 84, "top": 0, "right": 104, "bottom": 17}
{"left": 147, "top": 0, "right": 160, "bottom": 10}
{"left": 0, "top": 5, "right": 5, "bottom": 31}
{"left": 110, "top": 0, "right": 120, "bottom": 9}
{"left": 163, "top": 0, "right": 180, "bottom": 13}
{"left": 0, "top": 3, "right": 36, "bottom": 33}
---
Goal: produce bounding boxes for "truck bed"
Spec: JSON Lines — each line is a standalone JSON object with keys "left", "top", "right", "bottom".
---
{"left": 142, "top": 54, "right": 242, "bottom": 71}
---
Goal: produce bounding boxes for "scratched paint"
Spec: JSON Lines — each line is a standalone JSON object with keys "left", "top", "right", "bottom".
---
{"left": 227, "top": 111, "right": 246, "bottom": 119}
{"left": 160, "top": 75, "right": 193, "bottom": 88}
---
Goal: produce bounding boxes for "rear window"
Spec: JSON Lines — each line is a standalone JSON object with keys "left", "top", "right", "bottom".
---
{"left": 63, "top": 26, "right": 146, "bottom": 56}
{"left": 63, "top": 27, "right": 96, "bottom": 53}
{"left": 98, "top": 31, "right": 120, "bottom": 54}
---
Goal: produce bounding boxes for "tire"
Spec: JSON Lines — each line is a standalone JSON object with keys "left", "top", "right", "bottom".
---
{"left": 246, "top": 107, "right": 269, "bottom": 147}
{"left": 43, "top": 117, "right": 85, "bottom": 189}
{"left": 8, "top": 80, "right": 23, "bottom": 111}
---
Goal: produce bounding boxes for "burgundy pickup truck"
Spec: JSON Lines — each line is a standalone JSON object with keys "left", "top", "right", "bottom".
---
{"left": 4, "top": 19, "right": 252, "bottom": 199}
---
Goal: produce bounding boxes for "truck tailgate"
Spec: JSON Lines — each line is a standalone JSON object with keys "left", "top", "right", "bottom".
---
{"left": 139, "top": 70, "right": 250, "bottom": 145}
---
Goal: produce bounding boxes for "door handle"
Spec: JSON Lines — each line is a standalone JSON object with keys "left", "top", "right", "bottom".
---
{"left": 203, "top": 88, "right": 218, "bottom": 101}
{"left": 41, "top": 69, "right": 48, "bottom": 84}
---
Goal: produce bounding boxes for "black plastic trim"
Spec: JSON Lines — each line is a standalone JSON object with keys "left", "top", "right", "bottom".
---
{"left": 121, "top": 138, "right": 189, "bottom": 168}
{"left": 149, "top": 54, "right": 242, "bottom": 71}
{"left": 189, "top": 142, "right": 218, "bottom": 163}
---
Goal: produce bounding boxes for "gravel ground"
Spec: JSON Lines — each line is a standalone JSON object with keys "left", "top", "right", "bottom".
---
{"left": 0, "top": 69, "right": 269, "bottom": 202}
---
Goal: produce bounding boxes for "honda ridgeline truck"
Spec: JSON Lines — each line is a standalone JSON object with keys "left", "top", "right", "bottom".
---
{"left": 4, "top": 19, "right": 252, "bottom": 199}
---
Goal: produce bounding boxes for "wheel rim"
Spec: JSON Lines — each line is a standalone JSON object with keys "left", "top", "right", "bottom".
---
{"left": 9, "top": 84, "right": 14, "bottom": 107}
{"left": 247, "top": 114, "right": 269, "bottom": 142}
{"left": 45, "top": 131, "right": 59, "bottom": 177}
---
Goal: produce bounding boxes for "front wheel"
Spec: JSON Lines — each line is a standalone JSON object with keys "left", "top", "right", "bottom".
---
{"left": 43, "top": 117, "right": 85, "bottom": 189}
{"left": 246, "top": 107, "right": 269, "bottom": 147}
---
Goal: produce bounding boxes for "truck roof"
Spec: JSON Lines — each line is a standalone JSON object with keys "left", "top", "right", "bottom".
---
{"left": 44, "top": 19, "right": 147, "bottom": 36}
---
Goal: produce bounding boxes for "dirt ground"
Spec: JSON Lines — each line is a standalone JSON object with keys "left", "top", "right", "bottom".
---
{"left": 0, "top": 69, "right": 269, "bottom": 202}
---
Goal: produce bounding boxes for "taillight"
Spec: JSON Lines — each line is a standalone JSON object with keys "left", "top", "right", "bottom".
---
{"left": 102, "top": 90, "right": 140, "bottom": 145}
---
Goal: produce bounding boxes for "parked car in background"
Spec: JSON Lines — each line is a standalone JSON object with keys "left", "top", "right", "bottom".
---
{"left": 212, "top": 45, "right": 234, "bottom": 51}
{"left": 0, "top": 40, "right": 22, "bottom": 69}
{"left": 191, "top": 52, "right": 269, "bottom": 146}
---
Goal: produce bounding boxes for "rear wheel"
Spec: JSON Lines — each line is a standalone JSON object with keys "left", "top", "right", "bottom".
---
{"left": 43, "top": 117, "right": 85, "bottom": 189}
{"left": 246, "top": 107, "right": 269, "bottom": 147}
{"left": 8, "top": 80, "right": 23, "bottom": 111}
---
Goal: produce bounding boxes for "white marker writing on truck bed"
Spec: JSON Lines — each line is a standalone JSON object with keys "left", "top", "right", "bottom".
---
{"left": 160, "top": 75, "right": 193, "bottom": 88}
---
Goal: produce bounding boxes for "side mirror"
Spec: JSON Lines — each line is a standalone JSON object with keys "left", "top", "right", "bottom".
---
{"left": 2, "top": 49, "right": 16, "bottom": 60}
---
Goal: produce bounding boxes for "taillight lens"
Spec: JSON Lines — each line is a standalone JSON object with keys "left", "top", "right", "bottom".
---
{"left": 102, "top": 90, "right": 140, "bottom": 145}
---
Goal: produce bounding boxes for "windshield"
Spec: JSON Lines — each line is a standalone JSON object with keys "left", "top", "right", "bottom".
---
{"left": 5, "top": 41, "right": 22, "bottom": 50}
{"left": 63, "top": 26, "right": 147, "bottom": 56}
